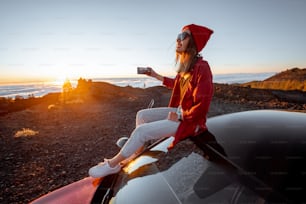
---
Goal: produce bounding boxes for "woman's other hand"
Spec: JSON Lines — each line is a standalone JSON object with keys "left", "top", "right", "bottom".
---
{"left": 168, "top": 111, "right": 179, "bottom": 122}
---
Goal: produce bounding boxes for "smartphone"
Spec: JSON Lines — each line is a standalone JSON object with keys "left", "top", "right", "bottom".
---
{"left": 137, "top": 67, "right": 151, "bottom": 74}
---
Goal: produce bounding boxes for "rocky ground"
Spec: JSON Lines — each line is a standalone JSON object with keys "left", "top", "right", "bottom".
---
{"left": 0, "top": 82, "right": 305, "bottom": 204}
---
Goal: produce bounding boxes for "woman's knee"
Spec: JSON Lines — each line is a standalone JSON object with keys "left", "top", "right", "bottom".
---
{"left": 136, "top": 109, "right": 150, "bottom": 126}
{"left": 136, "top": 109, "right": 146, "bottom": 120}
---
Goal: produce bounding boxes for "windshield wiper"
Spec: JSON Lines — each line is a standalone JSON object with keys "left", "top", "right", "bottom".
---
{"left": 101, "top": 188, "right": 113, "bottom": 204}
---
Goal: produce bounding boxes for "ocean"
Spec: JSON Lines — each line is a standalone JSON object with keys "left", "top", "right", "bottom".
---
{"left": 0, "top": 72, "right": 275, "bottom": 99}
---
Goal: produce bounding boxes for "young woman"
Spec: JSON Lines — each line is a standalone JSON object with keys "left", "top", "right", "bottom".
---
{"left": 89, "top": 24, "right": 214, "bottom": 178}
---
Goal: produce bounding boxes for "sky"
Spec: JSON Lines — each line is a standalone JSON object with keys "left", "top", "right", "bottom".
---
{"left": 0, "top": 0, "right": 306, "bottom": 83}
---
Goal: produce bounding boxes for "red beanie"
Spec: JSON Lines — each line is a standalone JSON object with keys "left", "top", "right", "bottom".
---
{"left": 182, "top": 24, "right": 213, "bottom": 53}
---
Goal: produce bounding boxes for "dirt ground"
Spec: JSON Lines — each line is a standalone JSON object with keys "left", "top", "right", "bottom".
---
{"left": 0, "top": 83, "right": 305, "bottom": 204}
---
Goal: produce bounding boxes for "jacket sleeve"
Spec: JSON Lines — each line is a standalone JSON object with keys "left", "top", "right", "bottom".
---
{"left": 182, "top": 64, "right": 213, "bottom": 121}
{"left": 162, "top": 76, "right": 176, "bottom": 89}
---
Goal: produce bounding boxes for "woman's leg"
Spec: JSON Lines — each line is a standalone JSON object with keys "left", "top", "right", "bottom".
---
{"left": 116, "top": 107, "right": 177, "bottom": 148}
{"left": 89, "top": 108, "right": 179, "bottom": 177}
{"left": 108, "top": 118, "right": 179, "bottom": 167}
{"left": 136, "top": 107, "right": 177, "bottom": 127}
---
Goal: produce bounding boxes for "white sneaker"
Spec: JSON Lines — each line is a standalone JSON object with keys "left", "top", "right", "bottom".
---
{"left": 116, "top": 137, "right": 129, "bottom": 148}
{"left": 88, "top": 159, "right": 121, "bottom": 178}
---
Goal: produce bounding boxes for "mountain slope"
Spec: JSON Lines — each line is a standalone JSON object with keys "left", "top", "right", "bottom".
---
{"left": 241, "top": 68, "right": 306, "bottom": 91}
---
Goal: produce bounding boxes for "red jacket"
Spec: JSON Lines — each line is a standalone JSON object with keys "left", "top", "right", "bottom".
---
{"left": 163, "top": 57, "right": 213, "bottom": 147}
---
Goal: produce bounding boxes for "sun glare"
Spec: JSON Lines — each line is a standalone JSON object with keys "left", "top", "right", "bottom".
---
{"left": 53, "top": 75, "right": 69, "bottom": 86}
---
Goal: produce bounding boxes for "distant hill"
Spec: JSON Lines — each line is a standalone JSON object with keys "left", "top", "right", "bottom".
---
{"left": 241, "top": 68, "right": 306, "bottom": 91}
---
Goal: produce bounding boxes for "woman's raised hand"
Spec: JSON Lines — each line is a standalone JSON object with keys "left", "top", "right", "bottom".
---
{"left": 147, "top": 67, "right": 164, "bottom": 81}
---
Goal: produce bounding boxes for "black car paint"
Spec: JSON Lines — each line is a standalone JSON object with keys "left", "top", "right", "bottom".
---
{"left": 206, "top": 110, "right": 306, "bottom": 202}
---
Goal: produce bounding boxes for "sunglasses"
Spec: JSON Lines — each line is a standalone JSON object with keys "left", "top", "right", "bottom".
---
{"left": 177, "top": 32, "right": 190, "bottom": 41}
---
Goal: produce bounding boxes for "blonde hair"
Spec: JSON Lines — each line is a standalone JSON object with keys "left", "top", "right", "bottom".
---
{"left": 175, "top": 36, "right": 198, "bottom": 73}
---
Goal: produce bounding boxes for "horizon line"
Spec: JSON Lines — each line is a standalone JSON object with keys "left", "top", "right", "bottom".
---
{"left": 0, "top": 71, "right": 278, "bottom": 85}
{"left": 1, "top": 67, "right": 301, "bottom": 84}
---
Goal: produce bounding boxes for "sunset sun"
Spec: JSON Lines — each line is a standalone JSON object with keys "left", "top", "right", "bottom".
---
{"left": 53, "top": 74, "right": 70, "bottom": 86}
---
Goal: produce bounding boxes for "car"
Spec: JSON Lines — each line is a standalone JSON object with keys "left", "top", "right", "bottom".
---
{"left": 31, "top": 110, "right": 306, "bottom": 204}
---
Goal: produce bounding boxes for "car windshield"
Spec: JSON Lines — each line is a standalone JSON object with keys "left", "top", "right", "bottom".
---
{"left": 107, "top": 137, "right": 267, "bottom": 204}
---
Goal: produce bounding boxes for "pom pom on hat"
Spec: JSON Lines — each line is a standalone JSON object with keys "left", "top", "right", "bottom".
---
{"left": 182, "top": 24, "right": 213, "bottom": 53}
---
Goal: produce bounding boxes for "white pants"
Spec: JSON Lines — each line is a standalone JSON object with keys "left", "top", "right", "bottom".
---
{"left": 119, "top": 107, "right": 180, "bottom": 158}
